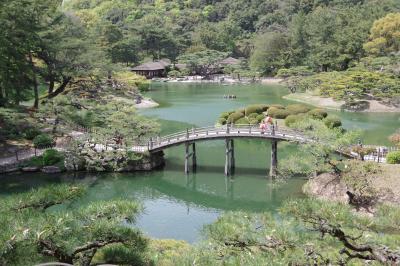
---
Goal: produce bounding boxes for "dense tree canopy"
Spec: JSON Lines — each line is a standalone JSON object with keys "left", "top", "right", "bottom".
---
{"left": 364, "top": 12, "right": 400, "bottom": 56}
{"left": 1, "top": 0, "right": 399, "bottom": 106}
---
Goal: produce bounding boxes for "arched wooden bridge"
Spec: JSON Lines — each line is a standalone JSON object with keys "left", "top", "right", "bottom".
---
{"left": 131, "top": 124, "right": 313, "bottom": 177}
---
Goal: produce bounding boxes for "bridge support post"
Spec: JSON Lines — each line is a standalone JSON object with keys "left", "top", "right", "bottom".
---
{"left": 269, "top": 140, "right": 278, "bottom": 178}
{"left": 185, "top": 143, "right": 189, "bottom": 174}
{"left": 192, "top": 143, "right": 197, "bottom": 171}
{"left": 225, "top": 139, "right": 235, "bottom": 176}
{"left": 184, "top": 142, "right": 197, "bottom": 174}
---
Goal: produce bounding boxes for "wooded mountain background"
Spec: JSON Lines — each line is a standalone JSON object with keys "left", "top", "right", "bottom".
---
{"left": 63, "top": 0, "right": 400, "bottom": 72}
{"left": 1, "top": 0, "right": 399, "bottom": 105}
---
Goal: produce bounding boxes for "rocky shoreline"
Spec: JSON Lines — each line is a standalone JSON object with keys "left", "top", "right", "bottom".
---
{"left": 1, "top": 150, "right": 165, "bottom": 175}
{"left": 303, "top": 166, "right": 400, "bottom": 210}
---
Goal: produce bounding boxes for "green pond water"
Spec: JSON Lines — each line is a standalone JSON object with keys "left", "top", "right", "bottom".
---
{"left": 1, "top": 82, "right": 399, "bottom": 243}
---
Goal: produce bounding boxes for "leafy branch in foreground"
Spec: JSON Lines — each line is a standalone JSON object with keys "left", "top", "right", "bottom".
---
{"left": 0, "top": 185, "right": 148, "bottom": 266}
{"left": 283, "top": 199, "right": 400, "bottom": 264}
{"left": 178, "top": 200, "right": 400, "bottom": 265}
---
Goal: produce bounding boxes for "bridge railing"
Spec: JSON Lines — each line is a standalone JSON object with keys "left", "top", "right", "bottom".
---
{"left": 137, "top": 125, "right": 310, "bottom": 150}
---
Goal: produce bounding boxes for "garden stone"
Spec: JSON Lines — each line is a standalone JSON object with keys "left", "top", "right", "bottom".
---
{"left": 22, "top": 166, "right": 40, "bottom": 172}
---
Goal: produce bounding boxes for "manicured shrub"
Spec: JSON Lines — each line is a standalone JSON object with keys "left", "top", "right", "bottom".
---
{"left": 248, "top": 118, "right": 259, "bottom": 125}
{"left": 217, "top": 117, "right": 227, "bottom": 125}
{"left": 42, "top": 149, "right": 63, "bottom": 166}
{"left": 285, "top": 114, "right": 305, "bottom": 127}
{"left": 227, "top": 112, "right": 244, "bottom": 123}
{"left": 256, "top": 114, "right": 265, "bottom": 122}
{"left": 268, "top": 107, "right": 290, "bottom": 119}
{"left": 220, "top": 112, "right": 231, "bottom": 119}
{"left": 245, "top": 104, "right": 264, "bottom": 115}
{"left": 324, "top": 116, "right": 342, "bottom": 129}
{"left": 237, "top": 108, "right": 245, "bottom": 114}
{"left": 33, "top": 134, "right": 54, "bottom": 148}
{"left": 235, "top": 117, "right": 250, "bottom": 125}
{"left": 248, "top": 113, "right": 259, "bottom": 119}
{"left": 387, "top": 151, "right": 400, "bottom": 164}
{"left": 286, "top": 104, "right": 311, "bottom": 115}
{"left": 308, "top": 109, "right": 328, "bottom": 119}
{"left": 24, "top": 127, "right": 41, "bottom": 140}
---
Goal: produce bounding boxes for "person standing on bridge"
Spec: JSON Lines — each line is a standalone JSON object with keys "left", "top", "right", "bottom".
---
{"left": 264, "top": 115, "right": 273, "bottom": 131}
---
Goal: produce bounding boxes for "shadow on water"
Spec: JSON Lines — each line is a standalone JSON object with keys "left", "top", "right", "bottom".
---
{"left": 163, "top": 160, "right": 270, "bottom": 176}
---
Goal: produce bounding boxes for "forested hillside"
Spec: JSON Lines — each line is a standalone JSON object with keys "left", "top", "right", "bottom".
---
{"left": 64, "top": 0, "right": 400, "bottom": 73}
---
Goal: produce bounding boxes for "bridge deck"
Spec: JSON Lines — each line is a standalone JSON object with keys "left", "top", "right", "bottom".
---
{"left": 131, "top": 125, "right": 310, "bottom": 153}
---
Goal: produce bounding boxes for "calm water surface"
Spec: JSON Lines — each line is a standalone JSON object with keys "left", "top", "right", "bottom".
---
{"left": 1, "top": 82, "right": 399, "bottom": 242}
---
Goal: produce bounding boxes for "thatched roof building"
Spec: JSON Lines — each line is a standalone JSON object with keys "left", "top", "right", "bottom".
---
{"left": 131, "top": 60, "right": 171, "bottom": 78}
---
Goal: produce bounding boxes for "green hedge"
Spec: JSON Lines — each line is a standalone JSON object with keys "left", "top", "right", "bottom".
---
{"left": 268, "top": 107, "right": 290, "bottom": 119}
{"left": 324, "top": 116, "right": 342, "bottom": 129}
{"left": 387, "top": 151, "right": 400, "bottom": 164}
{"left": 227, "top": 112, "right": 244, "bottom": 123}
{"left": 308, "top": 109, "right": 328, "bottom": 119}
{"left": 286, "top": 104, "right": 311, "bottom": 115}
{"left": 33, "top": 134, "right": 54, "bottom": 148}
{"left": 43, "top": 149, "right": 63, "bottom": 166}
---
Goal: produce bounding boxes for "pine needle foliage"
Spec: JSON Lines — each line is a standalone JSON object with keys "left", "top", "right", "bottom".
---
{"left": 0, "top": 185, "right": 147, "bottom": 266}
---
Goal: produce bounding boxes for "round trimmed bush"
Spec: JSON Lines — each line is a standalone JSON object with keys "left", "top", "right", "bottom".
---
{"left": 256, "top": 114, "right": 265, "bottom": 123}
{"left": 285, "top": 114, "right": 305, "bottom": 127}
{"left": 220, "top": 112, "right": 231, "bottom": 119}
{"left": 227, "top": 112, "right": 244, "bottom": 123}
{"left": 33, "top": 134, "right": 54, "bottom": 148}
{"left": 235, "top": 117, "right": 250, "bottom": 125}
{"left": 245, "top": 104, "right": 264, "bottom": 115}
{"left": 324, "top": 116, "right": 342, "bottom": 129}
{"left": 248, "top": 113, "right": 259, "bottom": 119}
{"left": 286, "top": 104, "right": 311, "bottom": 115}
{"left": 387, "top": 151, "right": 400, "bottom": 164}
{"left": 268, "top": 107, "right": 290, "bottom": 119}
{"left": 42, "top": 149, "right": 63, "bottom": 166}
{"left": 248, "top": 118, "right": 258, "bottom": 125}
{"left": 308, "top": 109, "right": 328, "bottom": 120}
{"left": 24, "top": 127, "right": 41, "bottom": 140}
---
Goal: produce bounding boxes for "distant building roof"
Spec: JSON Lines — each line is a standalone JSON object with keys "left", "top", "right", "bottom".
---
{"left": 132, "top": 60, "right": 170, "bottom": 71}
{"left": 219, "top": 57, "right": 241, "bottom": 66}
